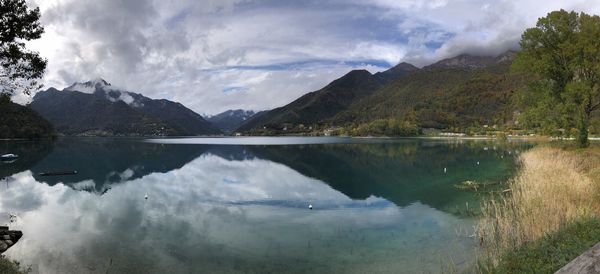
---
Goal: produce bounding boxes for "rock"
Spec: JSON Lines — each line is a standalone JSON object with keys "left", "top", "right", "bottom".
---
{"left": 0, "top": 226, "right": 7, "bottom": 231}
{"left": 0, "top": 227, "right": 23, "bottom": 254}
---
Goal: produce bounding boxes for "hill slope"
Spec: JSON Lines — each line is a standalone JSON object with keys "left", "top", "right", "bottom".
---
{"left": 237, "top": 63, "right": 418, "bottom": 132}
{"left": 0, "top": 98, "right": 54, "bottom": 139}
{"left": 330, "top": 52, "right": 525, "bottom": 130}
{"left": 31, "top": 79, "right": 221, "bottom": 136}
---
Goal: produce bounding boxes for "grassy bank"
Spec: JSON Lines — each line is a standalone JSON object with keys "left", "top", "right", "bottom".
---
{"left": 477, "top": 145, "right": 600, "bottom": 272}
{"left": 0, "top": 256, "right": 27, "bottom": 274}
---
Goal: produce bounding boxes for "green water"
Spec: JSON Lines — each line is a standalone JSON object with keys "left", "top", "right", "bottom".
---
{"left": 0, "top": 137, "right": 532, "bottom": 273}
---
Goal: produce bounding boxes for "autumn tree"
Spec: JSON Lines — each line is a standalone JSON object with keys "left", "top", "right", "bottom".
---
{"left": 516, "top": 10, "right": 600, "bottom": 147}
{"left": 0, "top": 0, "right": 46, "bottom": 99}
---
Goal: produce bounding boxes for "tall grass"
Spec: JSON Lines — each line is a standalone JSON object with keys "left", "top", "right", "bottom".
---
{"left": 477, "top": 146, "right": 600, "bottom": 268}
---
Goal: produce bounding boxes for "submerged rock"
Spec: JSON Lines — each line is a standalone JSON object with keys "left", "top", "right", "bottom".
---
{"left": 0, "top": 226, "right": 22, "bottom": 254}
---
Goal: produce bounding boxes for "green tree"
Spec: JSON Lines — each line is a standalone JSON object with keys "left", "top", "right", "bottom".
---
{"left": 516, "top": 10, "right": 600, "bottom": 147}
{"left": 0, "top": 0, "right": 46, "bottom": 97}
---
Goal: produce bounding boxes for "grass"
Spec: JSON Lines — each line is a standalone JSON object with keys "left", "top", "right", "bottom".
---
{"left": 0, "top": 256, "right": 28, "bottom": 274}
{"left": 477, "top": 144, "right": 600, "bottom": 272}
{"left": 488, "top": 217, "right": 600, "bottom": 273}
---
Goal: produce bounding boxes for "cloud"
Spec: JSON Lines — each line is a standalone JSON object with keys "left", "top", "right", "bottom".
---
{"left": 18, "top": 0, "right": 600, "bottom": 114}
{"left": 1, "top": 154, "right": 469, "bottom": 273}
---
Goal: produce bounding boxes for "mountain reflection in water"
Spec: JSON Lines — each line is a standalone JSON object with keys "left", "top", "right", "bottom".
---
{"left": 0, "top": 137, "right": 532, "bottom": 274}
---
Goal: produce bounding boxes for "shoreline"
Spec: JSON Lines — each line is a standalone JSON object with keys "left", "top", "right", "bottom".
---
{"left": 3, "top": 135, "right": 592, "bottom": 141}
{"left": 478, "top": 145, "right": 600, "bottom": 272}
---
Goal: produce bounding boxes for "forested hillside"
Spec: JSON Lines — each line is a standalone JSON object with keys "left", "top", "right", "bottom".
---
{"left": 331, "top": 62, "right": 526, "bottom": 131}
{"left": 0, "top": 96, "right": 54, "bottom": 139}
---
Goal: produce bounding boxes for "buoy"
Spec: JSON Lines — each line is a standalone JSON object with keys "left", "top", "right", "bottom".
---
{"left": 443, "top": 167, "right": 447, "bottom": 173}
{"left": 144, "top": 193, "right": 148, "bottom": 200}
{"left": 476, "top": 161, "right": 480, "bottom": 165}
{"left": 309, "top": 204, "right": 313, "bottom": 210}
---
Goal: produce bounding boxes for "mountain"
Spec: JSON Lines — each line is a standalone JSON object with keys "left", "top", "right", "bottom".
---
{"left": 0, "top": 98, "right": 54, "bottom": 139}
{"left": 236, "top": 63, "right": 418, "bottom": 132}
{"left": 330, "top": 51, "right": 523, "bottom": 129}
{"left": 423, "top": 50, "right": 518, "bottom": 70}
{"left": 374, "top": 62, "right": 419, "bottom": 82}
{"left": 206, "top": 109, "right": 257, "bottom": 133}
{"left": 30, "top": 79, "right": 222, "bottom": 136}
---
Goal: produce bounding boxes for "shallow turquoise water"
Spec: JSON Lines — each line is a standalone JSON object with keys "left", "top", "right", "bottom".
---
{"left": 0, "top": 137, "right": 532, "bottom": 273}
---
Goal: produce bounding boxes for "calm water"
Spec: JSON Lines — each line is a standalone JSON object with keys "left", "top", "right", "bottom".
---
{"left": 0, "top": 137, "right": 531, "bottom": 274}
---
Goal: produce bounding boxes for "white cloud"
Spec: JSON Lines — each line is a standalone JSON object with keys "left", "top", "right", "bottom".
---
{"left": 17, "top": 0, "right": 600, "bottom": 114}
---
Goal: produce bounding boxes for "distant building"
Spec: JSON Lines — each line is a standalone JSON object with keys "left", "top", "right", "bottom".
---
{"left": 323, "top": 127, "right": 342, "bottom": 136}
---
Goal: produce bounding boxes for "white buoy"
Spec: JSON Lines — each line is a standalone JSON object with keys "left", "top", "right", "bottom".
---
{"left": 309, "top": 204, "right": 313, "bottom": 210}
{"left": 476, "top": 161, "right": 480, "bottom": 165}
{"left": 443, "top": 167, "right": 447, "bottom": 173}
{"left": 144, "top": 193, "right": 148, "bottom": 200}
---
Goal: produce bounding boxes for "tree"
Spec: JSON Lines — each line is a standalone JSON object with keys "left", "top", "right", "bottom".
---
{"left": 516, "top": 10, "right": 600, "bottom": 147}
{"left": 0, "top": 0, "right": 46, "bottom": 97}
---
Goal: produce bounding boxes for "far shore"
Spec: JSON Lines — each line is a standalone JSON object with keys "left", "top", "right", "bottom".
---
{"left": 1, "top": 135, "right": 598, "bottom": 142}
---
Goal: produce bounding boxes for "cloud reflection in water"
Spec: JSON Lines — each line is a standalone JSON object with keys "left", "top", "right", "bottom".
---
{"left": 0, "top": 154, "right": 475, "bottom": 274}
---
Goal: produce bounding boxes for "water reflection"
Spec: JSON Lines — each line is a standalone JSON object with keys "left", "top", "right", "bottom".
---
{"left": 0, "top": 138, "right": 533, "bottom": 273}
{"left": 2, "top": 156, "right": 474, "bottom": 274}
{"left": 0, "top": 140, "right": 54, "bottom": 180}
{"left": 1, "top": 138, "right": 530, "bottom": 214}
{"left": 247, "top": 141, "right": 525, "bottom": 213}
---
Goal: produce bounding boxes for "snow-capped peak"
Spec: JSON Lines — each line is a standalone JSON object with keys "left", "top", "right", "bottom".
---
{"left": 63, "top": 78, "right": 144, "bottom": 108}
{"left": 65, "top": 78, "right": 111, "bottom": 94}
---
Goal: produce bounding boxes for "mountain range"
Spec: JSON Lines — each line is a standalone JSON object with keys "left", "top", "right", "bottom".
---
{"left": 236, "top": 50, "right": 523, "bottom": 133}
{"left": 237, "top": 62, "right": 419, "bottom": 132}
{"left": 25, "top": 50, "right": 523, "bottom": 137}
{"left": 206, "top": 109, "right": 259, "bottom": 133}
{"left": 30, "top": 79, "right": 222, "bottom": 136}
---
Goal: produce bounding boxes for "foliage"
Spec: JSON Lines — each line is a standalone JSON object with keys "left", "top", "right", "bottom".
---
{"left": 486, "top": 218, "right": 600, "bottom": 274}
{"left": 0, "top": 256, "right": 28, "bottom": 274}
{"left": 0, "top": 0, "right": 47, "bottom": 96}
{"left": 346, "top": 117, "right": 421, "bottom": 137}
{"left": 0, "top": 98, "right": 54, "bottom": 139}
{"left": 478, "top": 146, "right": 600, "bottom": 271}
{"left": 330, "top": 61, "right": 525, "bottom": 131}
{"left": 515, "top": 10, "right": 600, "bottom": 147}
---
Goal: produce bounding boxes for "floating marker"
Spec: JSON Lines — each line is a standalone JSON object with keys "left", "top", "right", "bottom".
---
{"left": 309, "top": 204, "right": 313, "bottom": 210}
{"left": 443, "top": 167, "right": 447, "bottom": 173}
{"left": 476, "top": 161, "right": 480, "bottom": 165}
{"left": 144, "top": 193, "right": 148, "bottom": 200}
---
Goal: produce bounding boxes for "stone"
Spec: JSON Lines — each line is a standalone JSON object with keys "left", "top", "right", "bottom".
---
{"left": 0, "top": 227, "right": 22, "bottom": 254}
{"left": 0, "top": 226, "right": 7, "bottom": 231}
{"left": 556, "top": 242, "right": 600, "bottom": 274}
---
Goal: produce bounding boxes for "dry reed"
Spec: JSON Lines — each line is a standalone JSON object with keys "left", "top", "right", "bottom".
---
{"left": 477, "top": 146, "right": 600, "bottom": 266}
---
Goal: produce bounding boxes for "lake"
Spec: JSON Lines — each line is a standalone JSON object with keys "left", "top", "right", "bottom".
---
{"left": 0, "top": 137, "right": 531, "bottom": 273}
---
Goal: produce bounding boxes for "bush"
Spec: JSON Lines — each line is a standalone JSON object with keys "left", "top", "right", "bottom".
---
{"left": 487, "top": 218, "right": 600, "bottom": 274}
{"left": 348, "top": 118, "right": 420, "bottom": 137}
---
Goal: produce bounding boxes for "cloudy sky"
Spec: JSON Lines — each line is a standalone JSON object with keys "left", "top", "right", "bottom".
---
{"left": 21, "top": 0, "right": 600, "bottom": 115}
